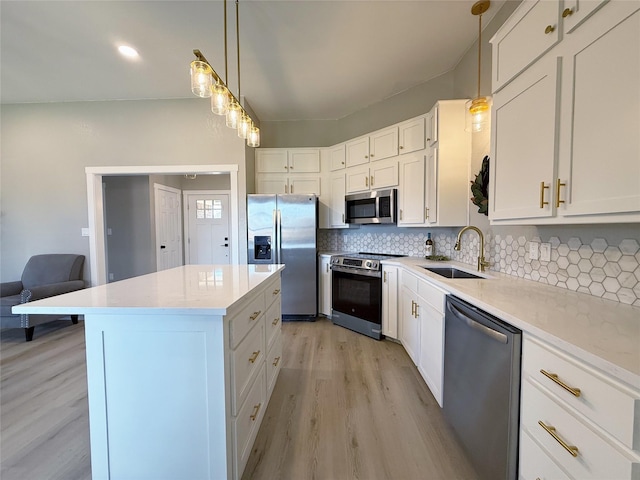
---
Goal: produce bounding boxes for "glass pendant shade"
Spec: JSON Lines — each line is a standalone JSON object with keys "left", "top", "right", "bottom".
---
{"left": 465, "top": 96, "right": 491, "bottom": 133}
{"left": 247, "top": 125, "right": 260, "bottom": 147}
{"left": 211, "top": 83, "right": 230, "bottom": 115}
{"left": 226, "top": 102, "right": 241, "bottom": 128}
{"left": 190, "top": 60, "right": 213, "bottom": 98}
{"left": 238, "top": 114, "right": 251, "bottom": 139}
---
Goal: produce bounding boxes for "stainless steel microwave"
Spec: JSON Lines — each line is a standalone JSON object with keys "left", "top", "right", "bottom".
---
{"left": 345, "top": 188, "right": 397, "bottom": 224}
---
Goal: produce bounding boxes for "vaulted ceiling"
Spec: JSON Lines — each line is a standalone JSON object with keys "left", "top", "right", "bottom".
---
{"left": 1, "top": 0, "right": 506, "bottom": 121}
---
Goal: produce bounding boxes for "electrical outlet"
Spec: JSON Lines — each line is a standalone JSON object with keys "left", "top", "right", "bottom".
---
{"left": 109, "top": 273, "right": 114, "bottom": 281}
{"left": 540, "top": 243, "right": 551, "bottom": 262}
{"left": 529, "top": 241, "right": 539, "bottom": 260}
{"left": 81, "top": 228, "right": 90, "bottom": 237}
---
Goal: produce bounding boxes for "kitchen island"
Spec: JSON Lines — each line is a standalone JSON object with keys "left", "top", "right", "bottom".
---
{"left": 13, "top": 264, "right": 285, "bottom": 480}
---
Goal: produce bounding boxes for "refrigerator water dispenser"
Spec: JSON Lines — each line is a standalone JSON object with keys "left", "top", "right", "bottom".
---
{"left": 254, "top": 236, "right": 272, "bottom": 260}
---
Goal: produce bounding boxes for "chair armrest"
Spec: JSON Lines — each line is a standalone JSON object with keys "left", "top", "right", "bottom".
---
{"left": 1, "top": 281, "right": 24, "bottom": 297}
{"left": 21, "top": 280, "right": 86, "bottom": 302}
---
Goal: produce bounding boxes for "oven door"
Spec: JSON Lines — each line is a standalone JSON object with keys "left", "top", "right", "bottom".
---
{"left": 331, "top": 266, "right": 382, "bottom": 325}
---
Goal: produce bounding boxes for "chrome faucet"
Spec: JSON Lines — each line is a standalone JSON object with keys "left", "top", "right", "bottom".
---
{"left": 454, "top": 225, "right": 490, "bottom": 272}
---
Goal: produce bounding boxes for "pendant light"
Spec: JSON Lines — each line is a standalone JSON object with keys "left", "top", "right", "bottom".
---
{"left": 466, "top": 0, "right": 491, "bottom": 133}
{"left": 190, "top": 0, "right": 259, "bottom": 147}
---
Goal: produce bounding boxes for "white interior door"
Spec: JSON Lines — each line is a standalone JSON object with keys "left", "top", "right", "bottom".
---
{"left": 184, "top": 192, "right": 231, "bottom": 265}
{"left": 154, "top": 184, "right": 183, "bottom": 271}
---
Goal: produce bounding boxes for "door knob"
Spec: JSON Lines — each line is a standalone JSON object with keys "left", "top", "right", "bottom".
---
{"left": 160, "top": 245, "right": 166, "bottom": 249}
{"left": 220, "top": 243, "right": 229, "bottom": 247}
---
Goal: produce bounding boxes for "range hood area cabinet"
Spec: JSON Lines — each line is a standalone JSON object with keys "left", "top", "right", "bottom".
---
{"left": 490, "top": 0, "right": 640, "bottom": 225}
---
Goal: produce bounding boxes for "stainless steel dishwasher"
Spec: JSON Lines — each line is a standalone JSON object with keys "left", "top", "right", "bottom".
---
{"left": 443, "top": 295, "right": 521, "bottom": 480}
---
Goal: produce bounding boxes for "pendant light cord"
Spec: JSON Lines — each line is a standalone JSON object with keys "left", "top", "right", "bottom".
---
{"left": 236, "top": 0, "right": 241, "bottom": 100}
{"left": 224, "top": 0, "right": 228, "bottom": 83}
{"left": 477, "top": 11, "right": 482, "bottom": 99}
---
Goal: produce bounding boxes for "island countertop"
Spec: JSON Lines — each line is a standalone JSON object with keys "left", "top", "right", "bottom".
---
{"left": 12, "top": 264, "right": 285, "bottom": 316}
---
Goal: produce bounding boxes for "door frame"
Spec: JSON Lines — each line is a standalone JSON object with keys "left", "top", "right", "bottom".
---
{"left": 86, "top": 165, "right": 239, "bottom": 286}
{"left": 182, "top": 190, "right": 232, "bottom": 264}
{"left": 154, "top": 183, "right": 184, "bottom": 270}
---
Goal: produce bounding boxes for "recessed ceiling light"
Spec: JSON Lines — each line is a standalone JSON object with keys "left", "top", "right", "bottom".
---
{"left": 117, "top": 45, "right": 139, "bottom": 59}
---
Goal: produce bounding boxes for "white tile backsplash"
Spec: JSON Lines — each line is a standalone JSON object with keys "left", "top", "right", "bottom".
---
{"left": 318, "top": 229, "right": 640, "bottom": 306}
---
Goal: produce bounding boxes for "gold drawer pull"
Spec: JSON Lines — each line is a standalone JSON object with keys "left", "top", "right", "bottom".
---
{"left": 411, "top": 300, "right": 416, "bottom": 316}
{"left": 562, "top": 7, "right": 574, "bottom": 17}
{"left": 250, "top": 403, "right": 262, "bottom": 421}
{"left": 272, "top": 288, "right": 280, "bottom": 295}
{"left": 545, "top": 25, "right": 555, "bottom": 34}
{"left": 540, "top": 369, "right": 581, "bottom": 397}
{"left": 248, "top": 350, "right": 260, "bottom": 364}
{"left": 272, "top": 356, "right": 280, "bottom": 367}
{"left": 249, "top": 310, "right": 261, "bottom": 321}
{"left": 539, "top": 182, "right": 549, "bottom": 208}
{"left": 538, "top": 420, "right": 579, "bottom": 457}
{"left": 272, "top": 317, "right": 279, "bottom": 326}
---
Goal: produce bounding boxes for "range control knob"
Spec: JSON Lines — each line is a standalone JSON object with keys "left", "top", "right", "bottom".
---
{"left": 365, "top": 260, "right": 372, "bottom": 268}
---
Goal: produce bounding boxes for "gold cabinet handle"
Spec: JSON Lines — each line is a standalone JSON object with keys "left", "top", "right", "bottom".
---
{"left": 365, "top": 176, "right": 369, "bottom": 187}
{"left": 562, "top": 7, "right": 573, "bottom": 17}
{"left": 399, "top": 209, "right": 403, "bottom": 220}
{"left": 538, "top": 421, "right": 579, "bottom": 457}
{"left": 555, "top": 179, "right": 566, "bottom": 208}
{"left": 272, "top": 317, "right": 279, "bottom": 326}
{"left": 273, "top": 288, "right": 280, "bottom": 295}
{"left": 545, "top": 25, "right": 555, "bottom": 34}
{"left": 425, "top": 207, "right": 429, "bottom": 219}
{"left": 370, "top": 153, "right": 375, "bottom": 158}
{"left": 341, "top": 161, "right": 345, "bottom": 165}
{"left": 399, "top": 145, "right": 404, "bottom": 150}
{"left": 290, "top": 165, "right": 294, "bottom": 170}
{"left": 414, "top": 303, "right": 419, "bottom": 318}
{"left": 272, "top": 356, "right": 280, "bottom": 367}
{"left": 342, "top": 213, "right": 345, "bottom": 223}
{"left": 284, "top": 184, "right": 288, "bottom": 193}
{"left": 249, "top": 310, "right": 261, "bottom": 321}
{"left": 411, "top": 300, "right": 415, "bottom": 316}
{"left": 250, "top": 402, "right": 262, "bottom": 421}
{"left": 540, "top": 182, "right": 549, "bottom": 208}
{"left": 365, "top": 155, "right": 369, "bottom": 159}
{"left": 370, "top": 175, "right": 374, "bottom": 186}
{"left": 248, "top": 350, "right": 261, "bottom": 364}
{"left": 290, "top": 185, "right": 294, "bottom": 193}
{"left": 384, "top": 271, "right": 387, "bottom": 282}
{"left": 540, "top": 369, "right": 581, "bottom": 397}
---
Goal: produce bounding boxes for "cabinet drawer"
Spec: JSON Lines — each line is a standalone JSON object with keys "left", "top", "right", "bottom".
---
{"left": 523, "top": 336, "right": 640, "bottom": 449}
{"left": 230, "top": 291, "right": 265, "bottom": 349}
{"left": 417, "top": 278, "right": 446, "bottom": 314}
{"left": 265, "top": 277, "right": 282, "bottom": 308}
{"left": 231, "top": 323, "right": 265, "bottom": 416}
{"left": 521, "top": 378, "right": 637, "bottom": 479}
{"left": 233, "top": 364, "right": 266, "bottom": 479}
{"left": 265, "top": 296, "right": 281, "bottom": 351}
{"left": 266, "top": 333, "right": 282, "bottom": 398}
{"left": 400, "top": 270, "right": 418, "bottom": 293}
{"left": 519, "top": 428, "right": 571, "bottom": 480}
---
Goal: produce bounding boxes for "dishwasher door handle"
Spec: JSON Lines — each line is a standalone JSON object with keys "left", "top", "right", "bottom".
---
{"left": 447, "top": 302, "right": 508, "bottom": 344}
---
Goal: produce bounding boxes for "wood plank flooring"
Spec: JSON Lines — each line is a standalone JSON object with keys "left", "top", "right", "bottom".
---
{"left": 1, "top": 318, "right": 478, "bottom": 480}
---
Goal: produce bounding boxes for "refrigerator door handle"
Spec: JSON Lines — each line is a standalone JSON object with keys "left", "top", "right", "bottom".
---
{"left": 272, "top": 209, "right": 278, "bottom": 264}
{"left": 276, "top": 209, "right": 282, "bottom": 264}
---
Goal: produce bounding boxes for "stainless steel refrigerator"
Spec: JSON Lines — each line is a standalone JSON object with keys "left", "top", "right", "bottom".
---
{"left": 247, "top": 194, "right": 317, "bottom": 320}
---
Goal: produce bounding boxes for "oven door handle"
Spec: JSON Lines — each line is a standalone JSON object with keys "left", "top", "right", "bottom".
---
{"left": 331, "top": 265, "right": 382, "bottom": 278}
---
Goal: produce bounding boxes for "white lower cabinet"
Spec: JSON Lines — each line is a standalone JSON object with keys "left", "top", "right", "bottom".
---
{"left": 400, "top": 271, "right": 420, "bottom": 365}
{"left": 318, "top": 254, "right": 332, "bottom": 317}
{"left": 416, "top": 279, "right": 445, "bottom": 407}
{"left": 520, "top": 335, "right": 640, "bottom": 479}
{"left": 381, "top": 265, "right": 398, "bottom": 339}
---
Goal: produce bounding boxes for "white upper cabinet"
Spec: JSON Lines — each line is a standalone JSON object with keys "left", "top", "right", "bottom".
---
{"left": 562, "top": 0, "right": 609, "bottom": 34}
{"left": 345, "top": 158, "right": 399, "bottom": 194}
{"left": 491, "top": 0, "right": 561, "bottom": 92}
{"left": 398, "top": 151, "right": 426, "bottom": 226}
{"left": 369, "top": 126, "right": 398, "bottom": 161}
{"left": 490, "top": 0, "right": 640, "bottom": 224}
{"left": 256, "top": 149, "right": 288, "bottom": 173}
{"left": 288, "top": 149, "right": 321, "bottom": 173}
{"left": 329, "top": 144, "right": 346, "bottom": 171}
{"left": 398, "top": 117, "right": 426, "bottom": 154}
{"left": 345, "top": 137, "right": 370, "bottom": 168}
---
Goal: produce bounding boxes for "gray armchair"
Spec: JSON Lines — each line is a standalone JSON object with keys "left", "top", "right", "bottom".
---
{"left": 0, "top": 254, "right": 86, "bottom": 341}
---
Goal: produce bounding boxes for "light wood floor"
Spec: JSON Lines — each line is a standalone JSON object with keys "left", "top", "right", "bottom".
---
{"left": 1, "top": 318, "right": 478, "bottom": 480}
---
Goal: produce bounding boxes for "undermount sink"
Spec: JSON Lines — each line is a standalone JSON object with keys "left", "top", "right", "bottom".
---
{"left": 422, "top": 266, "right": 485, "bottom": 279}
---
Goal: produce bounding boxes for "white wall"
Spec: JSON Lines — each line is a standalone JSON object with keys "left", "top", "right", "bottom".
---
{"left": 0, "top": 98, "right": 247, "bottom": 282}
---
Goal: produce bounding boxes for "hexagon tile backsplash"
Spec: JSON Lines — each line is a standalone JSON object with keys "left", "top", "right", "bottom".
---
{"left": 318, "top": 230, "right": 640, "bottom": 306}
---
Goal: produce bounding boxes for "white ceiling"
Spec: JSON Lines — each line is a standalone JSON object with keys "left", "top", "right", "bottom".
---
{"left": 0, "top": 0, "right": 506, "bottom": 122}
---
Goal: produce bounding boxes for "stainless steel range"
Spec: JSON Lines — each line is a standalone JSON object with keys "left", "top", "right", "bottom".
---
{"left": 330, "top": 252, "right": 404, "bottom": 340}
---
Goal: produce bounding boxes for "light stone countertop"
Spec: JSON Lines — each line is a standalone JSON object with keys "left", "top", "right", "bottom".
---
{"left": 384, "top": 256, "right": 640, "bottom": 388}
{"left": 12, "top": 264, "right": 285, "bottom": 316}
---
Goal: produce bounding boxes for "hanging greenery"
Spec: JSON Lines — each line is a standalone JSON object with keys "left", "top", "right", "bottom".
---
{"left": 470, "top": 156, "right": 490, "bottom": 215}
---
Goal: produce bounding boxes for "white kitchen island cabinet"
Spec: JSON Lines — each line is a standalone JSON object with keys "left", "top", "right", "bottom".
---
{"left": 13, "top": 264, "right": 284, "bottom": 480}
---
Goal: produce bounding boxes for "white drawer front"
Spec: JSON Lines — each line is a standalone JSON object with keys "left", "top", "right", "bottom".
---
{"left": 231, "top": 323, "right": 265, "bottom": 416}
{"left": 401, "top": 270, "right": 418, "bottom": 293}
{"left": 265, "top": 276, "right": 282, "bottom": 308}
{"left": 230, "top": 291, "right": 265, "bottom": 349}
{"left": 265, "top": 297, "right": 281, "bottom": 351}
{"left": 519, "top": 429, "right": 571, "bottom": 480}
{"left": 266, "top": 333, "right": 282, "bottom": 398}
{"left": 233, "top": 364, "right": 266, "bottom": 479}
{"left": 523, "top": 336, "right": 640, "bottom": 449}
{"left": 417, "top": 278, "right": 446, "bottom": 313}
{"left": 521, "top": 378, "right": 638, "bottom": 479}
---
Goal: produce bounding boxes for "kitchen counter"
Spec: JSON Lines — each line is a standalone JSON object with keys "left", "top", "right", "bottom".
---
{"left": 383, "top": 257, "right": 640, "bottom": 388}
{"left": 12, "top": 263, "right": 285, "bottom": 316}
